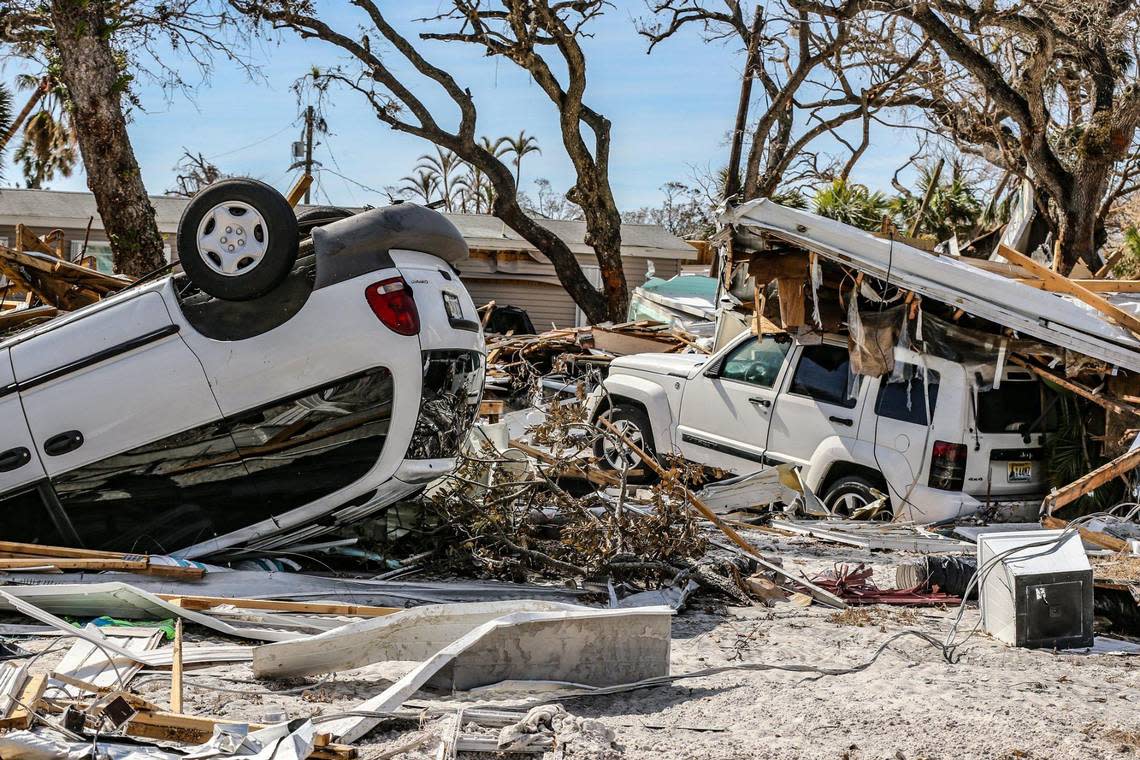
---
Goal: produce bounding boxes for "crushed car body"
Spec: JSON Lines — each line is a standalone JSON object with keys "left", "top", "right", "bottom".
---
{"left": 0, "top": 191, "right": 485, "bottom": 558}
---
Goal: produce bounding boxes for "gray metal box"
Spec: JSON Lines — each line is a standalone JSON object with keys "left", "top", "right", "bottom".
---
{"left": 977, "top": 530, "right": 1094, "bottom": 649}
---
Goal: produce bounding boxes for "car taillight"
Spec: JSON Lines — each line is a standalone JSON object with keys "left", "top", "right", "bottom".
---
{"left": 366, "top": 277, "right": 419, "bottom": 336}
{"left": 928, "top": 440, "right": 967, "bottom": 491}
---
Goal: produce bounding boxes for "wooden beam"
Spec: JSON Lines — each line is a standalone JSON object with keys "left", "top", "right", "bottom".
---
{"left": 124, "top": 707, "right": 355, "bottom": 758}
{"left": 997, "top": 244, "right": 1140, "bottom": 337}
{"left": 0, "top": 557, "right": 204, "bottom": 577}
{"left": 1041, "top": 516, "right": 1130, "bottom": 552}
{"left": 1014, "top": 278, "right": 1140, "bottom": 293}
{"left": 286, "top": 174, "right": 314, "bottom": 207}
{"left": 1007, "top": 356, "right": 1140, "bottom": 418}
{"left": 1042, "top": 445, "right": 1140, "bottom": 515}
{"left": 1095, "top": 246, "right": 1128, "bottom": 278}
{"left": 597, "top": 417, "right": 847, "bottom": 609}
{"left": 156, "top": 594, "right": 401, "bottom": 618}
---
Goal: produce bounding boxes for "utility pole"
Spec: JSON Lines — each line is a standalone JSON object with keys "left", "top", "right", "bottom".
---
{"left": 303, "top": 105, "right": 314, "bottom": 204}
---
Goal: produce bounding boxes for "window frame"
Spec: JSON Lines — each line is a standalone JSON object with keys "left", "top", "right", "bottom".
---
{"left": 874, "top": 364, "right": 941, "bottom": 426}
{"left": 709, "top": 334, "right": 792, "bottom": 389}
{"left": 785, "top": 341, "right": 861, "bottom": 409}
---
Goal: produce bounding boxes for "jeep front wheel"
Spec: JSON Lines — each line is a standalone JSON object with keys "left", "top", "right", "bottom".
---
{"left": 595, "top": 403, "right": 658, "bottom": 485}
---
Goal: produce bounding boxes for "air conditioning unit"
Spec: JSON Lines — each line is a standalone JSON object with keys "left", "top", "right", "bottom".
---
{"left": 977, "top": 529, "right": 1094, "bottom": 650}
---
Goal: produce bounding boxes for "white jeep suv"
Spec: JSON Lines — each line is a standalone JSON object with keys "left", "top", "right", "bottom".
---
{"left": 590, "top": 331, "right": 1052, "bottom": 523}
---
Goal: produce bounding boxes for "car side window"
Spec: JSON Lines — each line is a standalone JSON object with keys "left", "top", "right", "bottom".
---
{"left": 789, "top": 344, "right": 860, "bottom": 408}
{"left": 876, "top": 364, "right": 940, "bottom": 425}
{"left": 719, "top": 335, "right": 791, "bottom": 388}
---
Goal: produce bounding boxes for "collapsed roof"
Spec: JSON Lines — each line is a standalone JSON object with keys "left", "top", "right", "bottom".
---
{"left": 723, "top": 199, "right": 1140, "bottom": 373}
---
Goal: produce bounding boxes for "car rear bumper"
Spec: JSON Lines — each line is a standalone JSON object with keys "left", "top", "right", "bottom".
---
{"left": 894, "top": 485, "right": 1045, "bottom": 524}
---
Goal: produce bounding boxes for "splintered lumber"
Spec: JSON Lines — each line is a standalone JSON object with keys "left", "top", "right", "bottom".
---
{"left": 155, "top": 594, "right": 401, "bottom": 618}
{"left": 0, "top": 674, "right": 46, "bottom": 730}
{"left": 124, "top": 707, "right": 355, "bottom": 759}
{"left": 997, "top": 244, "right": 1140, "bottom": 337}
{"left": 0, "top": 557, "right": 204, "bottom": 578}
{"left": 1007, "top": 356, "right": 1140, "bottom": 418}
{"left": 597, "top": 417, "right": 846, "bottom": 609}
{"left": 0, "top": 542, "right": 203, "bottom": 578}
{"left": 1041, "top": 516, "right": 1130, "bottom": 553}
{"left": 1043, "top": 446, "right": 1140, "bottom": 515}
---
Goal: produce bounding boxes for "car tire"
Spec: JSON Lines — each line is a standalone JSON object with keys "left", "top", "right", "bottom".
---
{"left": 296, "top": 206, "right": 353, "bottom": 236}
{"left": 822, "top": 475, "right": 890, "bottom": 518}
{"left": 177, "top": 178, "right": 299, "bottom": 301}
{"left": 595, "top": 403, "right": 658, "bottom": 485}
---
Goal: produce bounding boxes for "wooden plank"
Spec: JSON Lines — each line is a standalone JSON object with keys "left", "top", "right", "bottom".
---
{"left": 1015, "top": 277, "right": 1140, "bottom": 293}
{"left": 1043, "top": 446, "right": 1140, "bottom": 515}
{"left": 0, "top": 674, "right": 46, "bottom": 730}
{"left": 171, "top": 619, "right": 183, "bottom": 713}
{"left": 775, "top": 276, "right": 806, "bottom": 328}
{"left": 0, "top": 557, "right": 204, "bottom": 578}
{"left": 1008, "top": 356, "right": 1140, "bottom": 418}
{"left": 286, "top": 174, "right": 314, "bottom": 207}
{"left": 597, "top": 417, "right": 846, "bottom": 609}
{"left": 124, "top": 707, "right": 355, "bottom": 758}
{"left": 997, "top": 243, "right": 1140, "bottom": 337}
{"left": 1041, "top": 516, "right": 1130, "bottom": 552}
{"left": 155, "top": 594, "right": 401, "bottom": 618}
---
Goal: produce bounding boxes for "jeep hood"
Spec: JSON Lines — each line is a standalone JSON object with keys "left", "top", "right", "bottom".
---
{"left": 610, "top": 352, "right": 707, "bottom": 377}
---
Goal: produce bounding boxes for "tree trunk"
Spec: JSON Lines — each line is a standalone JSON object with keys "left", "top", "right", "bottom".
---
{"left": 48, "top": 0, "right": 165, "bottom": 277}
{"left": 492, "top": 192, "right": 611, "bottom": 324}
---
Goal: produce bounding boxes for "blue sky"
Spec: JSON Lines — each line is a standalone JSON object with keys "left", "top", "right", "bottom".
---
{"left": 0, "top": 2, "right": 913, "bottom": 210}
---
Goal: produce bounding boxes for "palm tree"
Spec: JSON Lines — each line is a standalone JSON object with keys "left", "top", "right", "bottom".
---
{"left": 400, "top": 169, "right": 440, "bottom": 204}
{"left": 812, "top": 179, "right": 890, "bottom": 231}
{"left": 9, "top": 74, "right": 78, "bottom": 189}
{"left": 503, "top": 130, "right": 541, "bottom": 187}
{"left": 460, "top": 136, "right": 508, "bottom": 214}
{"left": 890, "top": 164, "right": 983, "bottom": 241}
{"left": 0, "top": 84, "right": 11, "bottom": 181}
{"left": 415, "top": 147, "right": 463, "bottom": 211}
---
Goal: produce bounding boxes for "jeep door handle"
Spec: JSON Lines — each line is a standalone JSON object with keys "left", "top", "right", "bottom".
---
{"left": 828, "top": 416, "right": 853, "bottom": 427}
{"left": 0, "top": 446, "right": 31, "bottom": 472}
{"left": 43, "top": 430, "right": 84, "bottom": 457}
{"left": 749, "top": 397, "right": 771, "bottom": 408}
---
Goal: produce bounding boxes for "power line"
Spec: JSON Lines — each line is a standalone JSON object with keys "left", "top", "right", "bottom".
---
{"left": 206, "top": 123, "right": 294, "bottom": 161}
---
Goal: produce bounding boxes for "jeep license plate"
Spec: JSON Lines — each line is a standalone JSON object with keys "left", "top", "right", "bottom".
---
{"left": 1007, "top": 461, "right": 1033, "bottom": 482}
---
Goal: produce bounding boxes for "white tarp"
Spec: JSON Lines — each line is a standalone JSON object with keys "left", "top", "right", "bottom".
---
{"left": 725, "top": 200, "right": 1140, "bottom": 372}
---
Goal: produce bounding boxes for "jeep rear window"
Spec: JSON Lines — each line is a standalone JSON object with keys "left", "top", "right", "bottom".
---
{"left": 876, "top": 365, "right": 940, "bottom": 426}
{"left": 976, "top": 381, "right": 1058, "bottom": 434}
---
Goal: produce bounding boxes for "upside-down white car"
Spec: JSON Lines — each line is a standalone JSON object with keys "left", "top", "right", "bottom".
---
{"left": 0, "top": 179, "right": 484, "bottom": 558}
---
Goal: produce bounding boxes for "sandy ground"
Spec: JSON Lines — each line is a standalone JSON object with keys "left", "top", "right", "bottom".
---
{"left": 6, "top": 532, "right": 1139, "bottom": 760}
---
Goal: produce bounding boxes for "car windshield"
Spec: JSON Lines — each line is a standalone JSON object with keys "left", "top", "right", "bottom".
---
{"left": 976, "top": 380, "right": 1058, "bottom": 434}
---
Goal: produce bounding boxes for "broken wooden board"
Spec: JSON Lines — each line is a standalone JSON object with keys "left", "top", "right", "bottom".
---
{"left": 1043, "top": 446, "right": 1140, "bottom": 515}
{"left": 997, "top": 243, "right": 1140, "bottom": 338}
{"left": 156, "top": 594, "right": 401, "bottom": 618}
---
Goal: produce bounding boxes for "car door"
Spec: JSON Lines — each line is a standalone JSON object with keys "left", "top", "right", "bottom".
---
{"left": 676, "top": 333, "right": 792, "bottom": 471}
{"left": 765, "top": 341, "right": 866, "bottom": 467}
{"left": 0, "top": 347, "right": 64, "bottom": 543}
{"left": 10, "top": 289, "right": 229, "bottom": 549}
